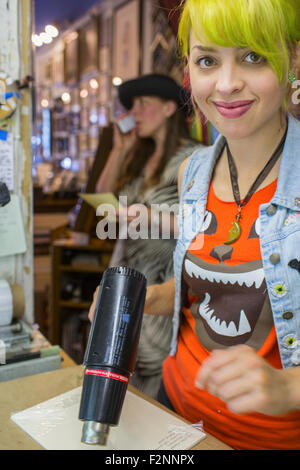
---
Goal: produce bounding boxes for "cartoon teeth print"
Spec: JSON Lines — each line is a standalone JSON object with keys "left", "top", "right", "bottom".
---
{"left": 182, "top": 207, "right": 274, "bottom": 350}
{"left": 185, "top": 259, "right": 265, "bottom": 290}
{"left": 198, "top": 293, "right": 251, "bottom": 337}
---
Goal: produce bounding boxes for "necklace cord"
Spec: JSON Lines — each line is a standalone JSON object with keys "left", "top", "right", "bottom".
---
{"left": 225, "top": 125, "right": 288, "bottom": 209}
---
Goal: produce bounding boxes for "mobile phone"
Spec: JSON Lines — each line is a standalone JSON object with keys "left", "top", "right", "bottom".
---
{"left": 116, "top": 113, "right": 136, "bottom": 134}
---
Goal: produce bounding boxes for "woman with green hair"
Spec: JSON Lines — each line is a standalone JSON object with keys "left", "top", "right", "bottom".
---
{"left": 144, "top": 0, "right": 300, "bottom": 450}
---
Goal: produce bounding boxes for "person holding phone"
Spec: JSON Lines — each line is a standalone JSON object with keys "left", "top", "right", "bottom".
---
{"left": 135, "top": 0, "right": 300, "bottom": 450}
{"left": 93, "top": 74, "right": 201, "bottom": 398}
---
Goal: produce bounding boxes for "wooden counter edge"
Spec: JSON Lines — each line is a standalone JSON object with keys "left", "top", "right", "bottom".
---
{"left": 0, "top": 365, "right": 232, "bottom": 450}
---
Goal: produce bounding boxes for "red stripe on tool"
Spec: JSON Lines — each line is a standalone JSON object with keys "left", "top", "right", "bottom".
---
{"left": 85, "top": 368, "right": 129, "bottom": 383}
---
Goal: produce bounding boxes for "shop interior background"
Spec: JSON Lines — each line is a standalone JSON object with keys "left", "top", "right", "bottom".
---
{"left": 32, "top": 0, "right": 185, "bottom": 364}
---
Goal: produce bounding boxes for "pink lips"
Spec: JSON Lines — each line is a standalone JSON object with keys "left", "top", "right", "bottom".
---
{"left": 214, "top": 100, "right": 254, "bottom": 119}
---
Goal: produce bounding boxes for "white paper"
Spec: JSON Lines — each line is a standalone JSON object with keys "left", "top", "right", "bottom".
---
{"left": 79, "top": 192, "right": 123, "bottom": 211}
{"left": 0, "top": 195, "right": 27, "bottom": 257}
{"left": 11, "top": 387, "right": 206, "bottom": 450}
{"left": 0, "top": 279, "right": 13, "bottom": 326}
{"left": 0, "top": 132, "right": 14, "bottom": 190}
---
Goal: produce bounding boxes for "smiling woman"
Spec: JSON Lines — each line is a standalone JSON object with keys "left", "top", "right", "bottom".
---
{"left": 142, "top": 0, "right": 300, "bottom": 451}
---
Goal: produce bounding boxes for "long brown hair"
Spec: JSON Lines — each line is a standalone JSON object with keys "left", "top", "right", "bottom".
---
{"left": 115, "top": 101, "right": 191, "bottom": 193}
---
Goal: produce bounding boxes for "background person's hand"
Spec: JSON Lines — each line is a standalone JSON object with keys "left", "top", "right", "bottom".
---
{"left": 112, "top": 120, "right": 137, "bottom": 157}
{"left": 88, "top": 285, "right": 99, "bottom": 323}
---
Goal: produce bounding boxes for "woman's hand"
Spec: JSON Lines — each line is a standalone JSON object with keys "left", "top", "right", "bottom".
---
{"left": 88, "top": 279, "right": 174, "bottom": 324}
{"left": 195, "top": 345, "right": 299, "bottom": 415}
{"left": 88, "top": 285, "right": 99, "bottom": 323}
{"left": 112, "top": 120, "right": 137, "bottom": 157}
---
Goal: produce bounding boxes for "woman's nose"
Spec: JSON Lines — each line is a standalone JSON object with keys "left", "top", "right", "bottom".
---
{"left": 131, "top": 100, "right": 141, "bottom": 117}
{"left": 215, "top": 65, "right": 244, "bottom": 96}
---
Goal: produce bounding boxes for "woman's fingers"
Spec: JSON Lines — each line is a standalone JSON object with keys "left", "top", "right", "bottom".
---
{"left": 195, "top": 345, "right": 294, "bottom": 415}
{"left": 88, "top": 285, "right": 99, "bottom": 323}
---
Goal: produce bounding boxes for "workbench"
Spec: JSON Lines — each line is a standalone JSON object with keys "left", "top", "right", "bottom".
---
{"left": 0, "top": 364, "right": 232, "bottom": 450}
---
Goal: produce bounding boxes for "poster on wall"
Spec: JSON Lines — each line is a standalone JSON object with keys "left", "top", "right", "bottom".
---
{"left": 64, "top": 32, "right": 79, "bottom": 84}
{"left": 112, "top": 0, "right": 140, "bottom": 81}
{"left": 99, "top": 15, "right": 112, "bottom": 73}
{"left": 52, "top": 50, "right": 64, "bottom": 84}
{"left": 44, "top": 59, "right": 52, "bottom": 84}
{"left": 79, "top": 17, "right": 99, "bottom": 77}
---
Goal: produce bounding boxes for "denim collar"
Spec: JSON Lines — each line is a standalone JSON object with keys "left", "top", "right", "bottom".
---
{"left": 190, "top": 113, "right": 300, "bottom": 210}
{"left": 272, "top": 114, "right": 300, "bottom": 211}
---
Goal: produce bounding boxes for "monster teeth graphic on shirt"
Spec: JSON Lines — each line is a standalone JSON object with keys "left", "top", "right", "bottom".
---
{"left": 183, "top": 255, "right": 268, "bottom": 344}
{"left": 181, "top": 200, "right": 275, "bottom": 349}
{"left": 185, "top": 259, "right": 265, "bottom": 290}
{"left": 198, "top": 292, "right": 251, "bottom": 337}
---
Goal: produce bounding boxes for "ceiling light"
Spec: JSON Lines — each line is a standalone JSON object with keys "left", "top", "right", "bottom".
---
{"left": 45, "top": 25, "right": 59, "bottom": 38}
{"left": 80, "top": 89, "right": 88, "bottom": 99}
{"left": 32, "top": 34, "right": 43, "bottom": 47}
{"left": 40, "top": 32, "right": 53, "bottom": 44}
{"left": 112, "top": 76, "right": 122, "bottom": 86}
{"left": 61, "top": 92, "right": 71, "bottom": 104}
{"left": 89, "top": 79, "right": 99, "bottom": 90}
{"left": 41, "top": 99, "right": 49, "bottom": 108}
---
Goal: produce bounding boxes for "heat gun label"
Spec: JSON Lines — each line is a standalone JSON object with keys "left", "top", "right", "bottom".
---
{"left": 85, "top": 368, "right": 129, "bottom": 383}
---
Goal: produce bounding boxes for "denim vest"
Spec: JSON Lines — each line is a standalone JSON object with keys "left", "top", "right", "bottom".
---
{"left": 171, "top": 114, "right": 300, "bottom": 370}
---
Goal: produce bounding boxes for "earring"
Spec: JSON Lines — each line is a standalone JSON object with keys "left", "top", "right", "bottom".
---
{"left": 288, "top": 72, "right": 296, "bottom": 83}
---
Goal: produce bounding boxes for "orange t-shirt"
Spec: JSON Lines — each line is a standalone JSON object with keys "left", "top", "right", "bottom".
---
{"left": 163, "top": 180, "right": 300, "bottom": 450}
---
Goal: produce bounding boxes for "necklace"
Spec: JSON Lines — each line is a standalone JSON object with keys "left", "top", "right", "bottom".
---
{"left": 224, "top": 126, "right": 288, "bottom": 244}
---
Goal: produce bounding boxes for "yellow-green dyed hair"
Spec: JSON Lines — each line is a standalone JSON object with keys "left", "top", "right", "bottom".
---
{"left": 178, "top": 0, "right": 300, "bottom": 82}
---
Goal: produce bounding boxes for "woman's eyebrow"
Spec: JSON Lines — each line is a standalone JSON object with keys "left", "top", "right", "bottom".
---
{"left": 191, "top": 45, "right": 248, "bottom": 53}
{"left": 191, "top": 45, "right": 218, "bottom": 52}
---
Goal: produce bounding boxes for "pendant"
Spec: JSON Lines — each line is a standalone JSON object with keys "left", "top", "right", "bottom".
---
{"left": 224, "top": 208, "right": 242, "bottom": 245}
{"left": 224, "top": 220, "right": 241, "bottom": 244}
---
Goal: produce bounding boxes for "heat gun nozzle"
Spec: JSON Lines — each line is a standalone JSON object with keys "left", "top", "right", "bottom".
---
{"left": 81, "top": 421, "right": 110, "bottom": 446}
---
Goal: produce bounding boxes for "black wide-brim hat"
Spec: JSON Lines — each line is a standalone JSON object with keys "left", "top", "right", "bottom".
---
{"left": 118, "top": 73, "right": 191, "bottom": 116}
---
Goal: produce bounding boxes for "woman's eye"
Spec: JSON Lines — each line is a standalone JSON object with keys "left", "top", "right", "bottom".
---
{"left": 196, "top": 56, "right": 216, "bottom": 68}
{"left": 244, "top": 51, "right": 264, "bottom": 64}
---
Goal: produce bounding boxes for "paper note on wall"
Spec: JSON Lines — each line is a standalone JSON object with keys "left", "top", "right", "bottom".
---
{"left": 0, "top": 195, "right": 26, "bottom": 257}
{"left": 0, "top": 132, "right": 14, "bottom": 190}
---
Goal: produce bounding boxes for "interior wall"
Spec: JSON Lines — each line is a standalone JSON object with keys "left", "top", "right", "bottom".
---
{"left": 0, "top": 0, "right": 34, "bottom": 324}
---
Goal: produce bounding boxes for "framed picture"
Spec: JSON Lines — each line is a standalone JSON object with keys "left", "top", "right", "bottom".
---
{"left": 79, "top": 16, "right": 99, "bottom": 77}
{"left": 112, "top": 0, "right": 141, "bottom": 81}
{"left": 99, "top": 46, "right": 110, "bottom": 73}
{"left": 99, "top": 15, "right": 112, "bottom": 73}
{"left": 52, "top": 50, "right": 64, "bottom": 84}
{"left": 64, "top": 32, "right": 79, "bottom": 84}
{"left": 44, "top": 59, "right": 52, "bottom": 83}
{"left": 99, "top": 14, "right": 111, "bottom": 48}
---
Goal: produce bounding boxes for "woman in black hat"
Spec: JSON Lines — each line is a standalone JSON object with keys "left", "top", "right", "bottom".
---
{"left": 93, "top": 73, "right": 201, "bottom": 399}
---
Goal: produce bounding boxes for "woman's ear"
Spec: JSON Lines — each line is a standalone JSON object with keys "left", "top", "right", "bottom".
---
{"left": 183, "top": 55, "right": 191, "bottom": 92}
{"left": 164, "top": 100, "right": 178, "bottom": 118}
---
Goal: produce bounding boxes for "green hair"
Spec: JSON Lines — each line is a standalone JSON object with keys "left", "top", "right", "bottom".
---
{"left": 178, "top": 0, "right": 300, "bottom": 83}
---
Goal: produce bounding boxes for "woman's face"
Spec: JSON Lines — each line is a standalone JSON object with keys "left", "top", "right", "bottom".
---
{"left": 188, "top": 30, "right": 288, "bottom": 140}
{"left": 131, "top": 96, "right": 172, "bottom": 139}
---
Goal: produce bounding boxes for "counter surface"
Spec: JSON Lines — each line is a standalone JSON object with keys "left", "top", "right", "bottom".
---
{"left": 0, "top": 365, "right": 232, "bottom": 450}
